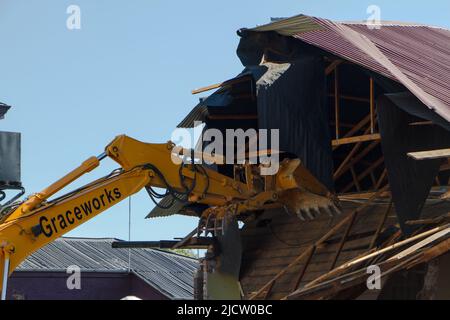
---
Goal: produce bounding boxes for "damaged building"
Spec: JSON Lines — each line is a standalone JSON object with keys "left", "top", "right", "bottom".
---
{"left": 145, "top": 14, "right": 450, "bottom": 300}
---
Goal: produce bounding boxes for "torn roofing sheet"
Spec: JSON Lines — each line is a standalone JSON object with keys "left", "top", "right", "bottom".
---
{"left": 247, "top": 14, "right": 450, "bottom": 122}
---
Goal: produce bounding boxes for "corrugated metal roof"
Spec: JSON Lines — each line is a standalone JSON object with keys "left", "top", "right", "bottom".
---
{"left": 248, "top": 14, "right": 450, "bottom": 123}
{"left": 146, "top": 195, "right": 187, "bottom": 218}
{"left": 16, "top": 237, "right": 198, "bottom": 300}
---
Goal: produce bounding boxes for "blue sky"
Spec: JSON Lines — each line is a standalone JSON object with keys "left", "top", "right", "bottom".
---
{"left": 0, "top": 0, "right": 449, "bottom": 241}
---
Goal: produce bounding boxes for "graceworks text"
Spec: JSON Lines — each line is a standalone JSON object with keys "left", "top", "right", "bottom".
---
{"left": 39, "top": 188, "right": 122, "bottom": 237}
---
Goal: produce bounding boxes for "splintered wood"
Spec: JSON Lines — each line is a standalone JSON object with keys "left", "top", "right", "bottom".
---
{"left": 241, "top": 188, "right": 450, "bottom": 300}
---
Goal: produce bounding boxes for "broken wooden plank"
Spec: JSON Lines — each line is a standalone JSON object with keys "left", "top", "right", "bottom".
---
{"left": 388, "top": 227, "right": 450, "bottom": 261}
{"left": 333, "top": 224, "right": 449, "bottom": 270}
{"left": 301, "top": 225, "right": 447, "bottom": 291}
{"left": 191, "top": 76, "right": 251, "bottom": 95}
{"left": 332, "top": 133, "right": 381, "bottom": 147}
{"left": 248, "top": 186, "right": 389, "bottom": 300}
{"left": 407, "top": 148, "right": 450, "bottom": 160}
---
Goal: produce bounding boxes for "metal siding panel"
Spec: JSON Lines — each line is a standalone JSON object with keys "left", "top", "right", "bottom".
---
{"left": 0, "top": 131, "right": 21, "bottom": 185}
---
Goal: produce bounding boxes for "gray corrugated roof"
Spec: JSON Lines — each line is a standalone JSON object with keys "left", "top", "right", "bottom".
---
{"left": 15, "top": 237, "right": 198, "bottom": 300}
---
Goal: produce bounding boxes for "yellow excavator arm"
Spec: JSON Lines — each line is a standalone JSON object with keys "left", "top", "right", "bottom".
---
{"left": 0, "top": 135, "right": 337, "bottom": 298}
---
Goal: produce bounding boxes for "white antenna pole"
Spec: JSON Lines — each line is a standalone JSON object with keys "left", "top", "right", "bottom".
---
{"left": 128, "top": 196, "right": 131, "bottom": 273}
{"left": 1, "top": 253, "right": 10, "bottom": 300}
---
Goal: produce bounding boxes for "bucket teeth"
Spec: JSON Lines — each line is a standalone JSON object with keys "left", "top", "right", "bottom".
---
{"left": 296, "top": 210, "right": 306, "bottom": 221}
{"left": 279, "top": 189, "right": 341, "bottom": 222}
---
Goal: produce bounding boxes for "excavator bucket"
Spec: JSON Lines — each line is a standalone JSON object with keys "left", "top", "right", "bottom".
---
{"left": 278, "top": 189, "right": 340, "bottom": 221}
{"left": 277, "top": 158, "right": 341, "bottom": 220}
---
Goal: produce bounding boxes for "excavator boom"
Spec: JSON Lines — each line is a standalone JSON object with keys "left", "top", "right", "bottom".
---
{"left": 0, "top": 134, "right": 338, "bottom": 298}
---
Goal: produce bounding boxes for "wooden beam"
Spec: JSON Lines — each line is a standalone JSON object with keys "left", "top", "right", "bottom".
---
{"left": 191, "top": 76, "right": 250, "bottom": 95}
{"left": 408, "top": 148, "right": 450, "bottom": 160}
{"left": 262, "top": 280, "right": 275, "bottom": 300}
{"left": 329, "top": 212, "right": 357, "bottom": 270}
{"left": 334, "top": 126, "right": 372, "bottom": 179}
{"left": 325, "top": 60, "right": 343, "bottom": 75}
{"left": 369, "top": 201, "right": 392, "bottom": 249}
{"left": 334, "top": 138, "right": 379, "bottom": 180}
{"left": 292, "top": 246, "right": 316, "bottom": 292}
{"left": 334, "top": 67, "right": 340, "bottom": 139}
{"left": 327, "top": 94, "right": 370, "bottom": 103}
{"left": 406, "top": 213, "right": 450, "bottom": 226}
{"left": 336, "top": 224, "right": 449, "bottom": 270}
{"left": 302, "top": 224, "right": 447, "bottom": 292}
{"left": 289, "top": 251, "right": 421, "bottom": 300}
{"left": 332, "top": 133, "right": 381, "bottom": 147}
{"left": 332, "top": 114, "right": 371, "bottom": 151}
{"left": 440, "top": 160, "right": 450, "bottom": 172}
{"left": 341, "top": 157, "right": 384, "bottom": 193}
{"left": 370, "top": 78, "right": 375, "bottom": 134}
{"left": 249, "top": 186, "right": 388, "bottom": 300}
{"left": 350, "top": 167, "right": 361, "bottom": 192}
{"left": 375, "top": 168, "right": 388, "bottom": 190}
{"left": 172, "top": 228, "right": 199, "bottom": 249}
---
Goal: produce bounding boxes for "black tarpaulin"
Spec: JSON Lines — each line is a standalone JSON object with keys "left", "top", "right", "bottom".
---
{"left": 377, "top": 95, "right": 450, "bottom": 234}
{"left": 256, "top": 56, "right": 333, "bottom": 190}
{"left": 386, "top": 92, "right": 450, "bottom": 132}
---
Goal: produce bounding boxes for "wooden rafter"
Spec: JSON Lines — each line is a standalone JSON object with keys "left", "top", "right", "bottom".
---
{"left": 329, "top": 212, "right": 358, "bottom": 270}
{"left": 375, "top": 168, "right": 388, "bottom": 190}
{"left": 249, "top": 186, "right": 389, "bottom": 300}
{"left": 369, "top": 201, "right": 392, "bottom": 249}
{"left": 292, "top": 246, "right": 316, "bottom": 292}
{"left": 191, "top": 76, "right": 251, "bottom": 95}
{"left": 370, "top": 77, "right": 375, "bottom": 134}
{"left": 332, "top": 114, "right": 371, "bottom": 151}
{"left": 333, "top": 128, "right": 379, "bottom": 180}
{"left": 334, "top": 66, "right": 340, "bottom": 139}
{"left": 341, "top": 157, "right": 384, "bottom": 193}
{"left": 325, "top": 60, "right": 343, "bottom": 76}
{"left": 332, "top": 133, "right": 381, "bottom": 147}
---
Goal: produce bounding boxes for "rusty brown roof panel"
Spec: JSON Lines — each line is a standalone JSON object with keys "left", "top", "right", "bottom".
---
{"left": 249, "top": 14, "right": 450, "bottom": 122}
